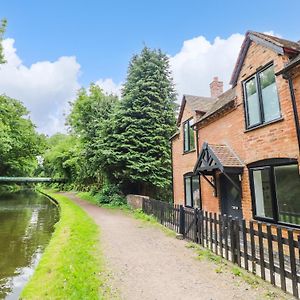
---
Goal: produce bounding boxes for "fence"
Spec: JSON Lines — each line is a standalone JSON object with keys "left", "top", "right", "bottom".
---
{"left": 142, "top": 198, "right": 300, "bottom": 298}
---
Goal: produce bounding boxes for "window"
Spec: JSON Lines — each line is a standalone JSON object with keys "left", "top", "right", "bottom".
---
{"left": 274, "top": 165, "right": 300, "bottom": 224}
{"left": 183, "top": 118, "right": 195, "bottom": 152}
{"left": 244, "top": 64, "right": 281, "bottom": 129}
{"left": 184, "top": 174, "right": 201, "bottom": 208}
{"left": 249, "top": 160, "right": 300, "bottom": 226}
{"left": 252, "top": 168, "right": 274, "bottom": 219}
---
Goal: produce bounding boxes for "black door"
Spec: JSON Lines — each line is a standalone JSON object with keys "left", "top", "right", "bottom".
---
{"left": 220, "top": 174, "right": 243, "bottom": 218}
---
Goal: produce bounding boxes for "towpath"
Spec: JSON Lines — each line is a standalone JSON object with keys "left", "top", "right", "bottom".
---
{"left": 64, "top": 192, "right": 291, "bottom": 300}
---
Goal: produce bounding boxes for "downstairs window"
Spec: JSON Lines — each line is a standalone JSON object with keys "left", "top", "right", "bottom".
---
{"left": 249, "top": 160, "right": 300, "bottom": 226}
{"left": 184, "top": 174, "right": 201, "bottom": 208}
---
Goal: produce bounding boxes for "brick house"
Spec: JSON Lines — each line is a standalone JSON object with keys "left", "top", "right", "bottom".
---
{"left": 171, "top": 31, "right": 300, "bottom": 227}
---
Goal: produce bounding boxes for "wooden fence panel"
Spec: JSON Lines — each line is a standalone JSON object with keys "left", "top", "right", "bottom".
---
{"left": 266, "top": 224, "right": 275, "bottom": 285}
{"left": 142, "top": 198, "right": 300, "bottom": 298}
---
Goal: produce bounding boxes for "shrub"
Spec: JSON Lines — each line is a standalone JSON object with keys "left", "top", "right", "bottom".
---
{"left": 96, "top": 184, "right": 126, "bottom": 206}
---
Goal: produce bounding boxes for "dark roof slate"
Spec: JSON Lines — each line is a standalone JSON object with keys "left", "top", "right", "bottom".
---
{"left": 195, "top": 88, "right": 236, "bottom": 125}
{"left": 184, "top": 95, "right": 215, "bottom": 113}
{"left": 277, "top": 53, "right": 300, "bottom": 75}
{"left": 250, "top": 31, "right": 300, "bottom": 52}
{"left": 176, "top": 94, "right": 215, "bottom": 125}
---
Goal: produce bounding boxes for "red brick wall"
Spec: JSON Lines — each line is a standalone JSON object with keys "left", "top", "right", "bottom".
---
{"left": 172, "top": 104, "right": 201, "bottom": 206}
{"left": 196, "top": 42, "right": 300, "bottom": 220}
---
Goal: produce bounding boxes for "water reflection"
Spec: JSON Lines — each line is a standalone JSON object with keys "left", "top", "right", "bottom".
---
{"left": 0, "top": 190, "right": 59, "bottom": 299}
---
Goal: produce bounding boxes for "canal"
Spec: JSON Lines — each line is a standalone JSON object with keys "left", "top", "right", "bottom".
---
{"left": 0, "top": 189, "right": 59, "bottom": 299}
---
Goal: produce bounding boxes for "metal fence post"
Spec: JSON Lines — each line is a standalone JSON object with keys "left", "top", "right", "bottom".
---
{"left": 179, "top": 205, "right": 185, "bottom": 235}
{"left": 160, "top": 202, "right": 164, "bottom": 224}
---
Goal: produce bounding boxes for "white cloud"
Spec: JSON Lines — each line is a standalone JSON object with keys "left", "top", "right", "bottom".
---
{"left": 93, "top": 33, "right": 246, "bottom": 101}
{"left": 170, "top": 33, "right": 245, "bottom": 99}
{"left": 0, "top": 38, "right": 81, "bottom": 135}
{"left": 0, "top": 31, "right": 280, "bottom": 134}
{"left": 95, "top": 78, "right": 122, "bottom": 97}
{"left": 263, "top": 31, "right": 281, "bottom": 38}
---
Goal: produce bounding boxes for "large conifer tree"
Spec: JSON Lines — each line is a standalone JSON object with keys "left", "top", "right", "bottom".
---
{"left": 105, "top": 47, "right": 177, "bottom": 197}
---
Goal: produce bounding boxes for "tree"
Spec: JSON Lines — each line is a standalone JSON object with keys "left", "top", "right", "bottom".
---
{"left": 104, "top": 47, "right": 177, "bottom": 198}
{"left": 40, "top": 133, "right": 81, "bottom": 185}
{"left": 67, "top": 84, "right": 118, "bottom": 188}
{"left": 0, "top": 95, "right": 45, "bottom": 176}
{"left": 0, "top": 19, "right": 7, "bottom": 64}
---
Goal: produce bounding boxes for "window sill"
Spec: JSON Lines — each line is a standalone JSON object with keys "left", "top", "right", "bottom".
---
{"left": 183, "top": 149, "right": 196, "bottom": 155}
{"left": 253, "top": 216, "right": 300, "bottom": 229}
{"left": 244, "top": 117, "right": 284, "bottom": 133}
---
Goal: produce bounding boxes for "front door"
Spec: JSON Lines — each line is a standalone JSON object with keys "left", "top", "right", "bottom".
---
{"left": 220, "top": 174, "right": 243, "bottom": 219}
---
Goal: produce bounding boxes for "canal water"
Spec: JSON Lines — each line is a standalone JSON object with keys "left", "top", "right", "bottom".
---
{"left": 0, "top": 189, "right": 59, "bottom": 299}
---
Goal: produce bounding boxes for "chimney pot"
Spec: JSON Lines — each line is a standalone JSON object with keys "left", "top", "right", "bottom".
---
{"left": 210, "top": 77, "right": 223, "bottom": 98}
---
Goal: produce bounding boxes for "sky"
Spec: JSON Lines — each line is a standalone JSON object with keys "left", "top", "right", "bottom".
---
{"left": 1, "top": 0, "right": 300, "bottom": 135}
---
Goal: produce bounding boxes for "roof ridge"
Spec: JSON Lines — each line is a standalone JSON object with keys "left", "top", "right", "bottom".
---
{"left": 216, "top": 87, "right": 235, "bottom": 100}
{"left": 249, "top": 31, "right": 300, "bottom": 49}
{"left": 184, "top": 94, "right": 214, "bottom": 99}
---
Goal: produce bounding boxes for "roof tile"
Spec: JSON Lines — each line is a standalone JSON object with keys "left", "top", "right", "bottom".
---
{"left": 209, "top": 144, "right": 244, "bottom": 168}
{"left": 196, "top": 88, "right": 236, "bottom": 124}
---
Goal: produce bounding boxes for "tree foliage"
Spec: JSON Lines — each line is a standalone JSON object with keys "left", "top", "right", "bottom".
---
{"left": 40, "top": 133, "right": 81, "bottom": 185}
{"left": 0, "top": 19, "right": 7, "bottom": 64}
{"left": 0, "top": 95, "right": 45, "bottom": 176}
{"left": 103, "top": 47, "right": 177, "bottom": 197}
{"left": 67, "top": 84, "right": 118, "bottom": 187}
{"left": 39, "top": 47, "right": 177, "bottom": 200}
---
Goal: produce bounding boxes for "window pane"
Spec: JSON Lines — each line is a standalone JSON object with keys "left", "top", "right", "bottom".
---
{"left": 253, "top": 169, "right": 273, "bottom": 218}
{"left": 259, "top": 66, "right": 281, "bottom": 122}
{"left": 245, "top": 78, "right": 261, "bottom": 127}
{"left": 192, "top": 176, "right": 200, "bottom": 208}
{"left": 275, "top": 165, "right": 300, "bottom": 225}
{"left": 184, "top": 122, "right": 189, "bottom": 151}
{"left": 189, "top": 119, "right": 195, "bottom": 150}
{"left": 185, "top": 177, "right": 192, "bottom": 207}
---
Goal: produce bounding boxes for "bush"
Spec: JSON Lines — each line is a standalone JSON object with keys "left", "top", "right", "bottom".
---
{"left": 95, "top": 184, "right": 126, "bottom": 206}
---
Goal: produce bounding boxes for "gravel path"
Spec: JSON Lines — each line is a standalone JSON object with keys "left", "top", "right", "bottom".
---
{"left": 64, "top": 193, "right": 291, "bottom": 300}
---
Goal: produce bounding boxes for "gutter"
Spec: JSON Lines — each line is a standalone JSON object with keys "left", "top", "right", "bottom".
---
{"left": 170, "top": 139, "right": 175, "bottom": 203}
{"left": 286, "top": 74, "right": 300, "bottom": 153}
{"left": 276, "top": 58, "right": 300, "bottom": 153}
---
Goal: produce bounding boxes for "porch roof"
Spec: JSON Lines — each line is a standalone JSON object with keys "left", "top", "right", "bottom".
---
{"left": 193, "top": 142, "right": 244, "bottom": 175}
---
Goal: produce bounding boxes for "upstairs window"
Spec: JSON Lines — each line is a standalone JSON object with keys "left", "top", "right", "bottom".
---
{"left": 183, "top": 118, "right": 195, "bottom": 152}
{"left": 244, "top": 64, "right": 281, "bottom": 129}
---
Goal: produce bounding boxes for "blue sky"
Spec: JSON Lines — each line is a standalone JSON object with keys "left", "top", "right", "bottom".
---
{"left": 1, "top": 0, "right": 300, "bottom": 134}
{"left": 3, "top": 0, "right": 300, "bottom": 85}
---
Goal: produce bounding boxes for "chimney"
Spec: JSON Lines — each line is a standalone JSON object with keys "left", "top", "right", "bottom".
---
{"left": 210, "top": 76, "right": 223, "bottom": 98}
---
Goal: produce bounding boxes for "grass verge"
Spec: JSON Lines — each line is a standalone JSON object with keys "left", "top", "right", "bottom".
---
{"left": 77, "top": 191, "right": 99, "bottom": 205}
{"left": 77, "top": 191, "right": 128, "bottom": 209}
{"left": 20, "top": 191, "right": 112, "bottom": 300}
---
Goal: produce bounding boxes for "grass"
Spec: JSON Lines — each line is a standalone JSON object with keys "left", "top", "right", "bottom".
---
{"left": 20, "top": 191, "right": 113, "bottom": 300}
{"left": 76, "top": 191, "right": 128, "bottom": 210}
{"left": 77, "top": 191, "right": 99, "bottom": 205}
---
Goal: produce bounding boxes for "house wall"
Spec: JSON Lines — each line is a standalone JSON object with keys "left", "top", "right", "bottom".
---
{"left": 172, "top": 104, "right": 200, "bottom": 206}
{"left": 197, "top": 42, "right": 300, "bottom": 220}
